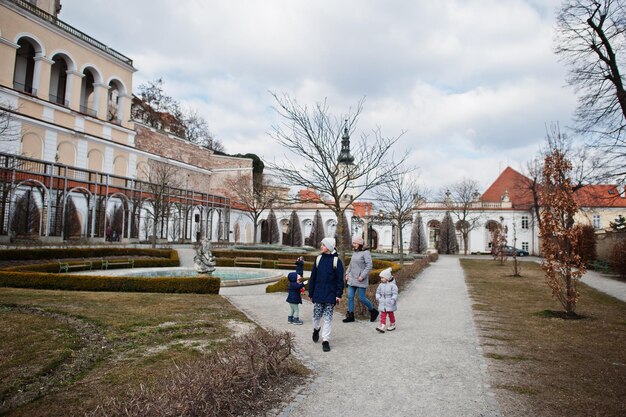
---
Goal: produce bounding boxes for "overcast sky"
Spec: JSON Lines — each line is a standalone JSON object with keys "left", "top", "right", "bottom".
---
{"left": 60, "top": 0, "right": 577, "bottom": 195}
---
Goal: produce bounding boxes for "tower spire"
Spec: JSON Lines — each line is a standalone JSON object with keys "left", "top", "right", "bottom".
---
{"left": 337, "top": 120, "right": 354, "bottom": 164}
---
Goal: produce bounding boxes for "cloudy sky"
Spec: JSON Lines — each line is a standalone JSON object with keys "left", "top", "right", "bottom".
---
{"left": 61, "top": 0, "right": 577, "bottom": 194}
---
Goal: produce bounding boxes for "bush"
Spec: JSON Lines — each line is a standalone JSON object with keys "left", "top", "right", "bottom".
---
{"left": 578, "top": 224, "right": 597, "bottom": 266}
{"left": 610, "top": 239, "right": 626, "bottom": 278}
{"left": 0, "top": 270, "right": 219, "bottom": 294}
{"left": 88, "top": 329, "right": 302, "bottom": 417}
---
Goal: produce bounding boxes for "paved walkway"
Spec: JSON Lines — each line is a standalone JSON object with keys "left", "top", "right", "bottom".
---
{"left": 580, "top": 269, "right": 626, "bottom": 303}
{"left": 222, "top": 256, "right": 501, "bottom": 417}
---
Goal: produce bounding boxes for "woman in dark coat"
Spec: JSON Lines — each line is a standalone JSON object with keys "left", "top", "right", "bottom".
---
{"left": 309, "top": 237, "right": 344, "bottom": 352}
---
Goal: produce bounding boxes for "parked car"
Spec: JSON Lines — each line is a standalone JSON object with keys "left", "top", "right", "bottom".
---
{"left": 502, "top": 246, "right": 529, "bottom": 257}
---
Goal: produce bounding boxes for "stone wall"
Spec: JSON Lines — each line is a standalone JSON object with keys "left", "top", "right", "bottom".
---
{"left": 596, "top": 230, "right": 626, "bottom": 261}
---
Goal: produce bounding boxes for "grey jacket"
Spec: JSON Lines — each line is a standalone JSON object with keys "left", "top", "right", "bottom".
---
{"left": 346, "top": 249, "right": 373, "bottom": 288}
{"left": 376, "top": 279, "right": 398, "bottom": 312}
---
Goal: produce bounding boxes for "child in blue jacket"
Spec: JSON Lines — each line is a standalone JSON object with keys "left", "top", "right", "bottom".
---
{"left": 286, "top": 257, "right": 307, "bottom": 325}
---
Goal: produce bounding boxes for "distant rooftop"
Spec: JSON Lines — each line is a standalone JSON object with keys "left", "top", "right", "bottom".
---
{"left": 9, "top": 0, "right": 134, "bottom": 67}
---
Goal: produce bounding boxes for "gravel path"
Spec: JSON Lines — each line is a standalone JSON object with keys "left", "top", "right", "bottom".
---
{"left": 222, "top": 256, "right": 501, "bottom": 417}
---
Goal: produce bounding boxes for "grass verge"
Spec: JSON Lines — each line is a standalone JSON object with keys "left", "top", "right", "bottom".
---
{"left": 0, "top": 288, "right": 307, "bottom": 416}
{"left": 461, "top": 259, "right": 626, "bottom": 417}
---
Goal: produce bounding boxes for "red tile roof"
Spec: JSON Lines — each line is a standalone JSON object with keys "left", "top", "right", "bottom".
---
{"left": 353, "top": 201, "right": 373, "bottom": 217}
{"left": 481, "top": 166, "right": 626, "bottom": 208}
{"left": 480, "top": 167, "right": 535, "bottom": 208}
{"left": 573, "top": 185, "right": 626, "bottom": 207}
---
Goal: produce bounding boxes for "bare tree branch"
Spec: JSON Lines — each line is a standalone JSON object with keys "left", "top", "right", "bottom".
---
{"left": 267, "top": 92, "right": 409, "bottom": 261}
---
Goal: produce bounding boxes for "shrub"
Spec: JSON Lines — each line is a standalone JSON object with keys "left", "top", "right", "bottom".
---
{"left": 88, "top": 329, "right": 301, "bottom": 417}
{"left": 578, "top": 224, "right": 597, "bottom": 266}
{"left": 610, "top": 239, "right": 626, "bottom": 278}
{"left": 0, "top": 271, "right": 219, "bottom": 294}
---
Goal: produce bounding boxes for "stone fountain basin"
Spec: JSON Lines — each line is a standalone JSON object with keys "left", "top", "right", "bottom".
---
{"left": 79, "top": 267, "right": 284, "bottom": 287}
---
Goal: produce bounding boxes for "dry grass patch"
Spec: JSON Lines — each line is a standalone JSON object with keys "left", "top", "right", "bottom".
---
{"left": 462, "top": 259, "right": 626, "bottom": 417}
{"left": 0, "top": 287, "right": 307, "bottom": 417}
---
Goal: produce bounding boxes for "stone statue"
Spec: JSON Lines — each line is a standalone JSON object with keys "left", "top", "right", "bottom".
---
{"left": 194, "top": 238, "right": 216, "bottom": 275}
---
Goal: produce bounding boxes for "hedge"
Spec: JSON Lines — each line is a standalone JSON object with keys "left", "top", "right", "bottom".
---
{"left": 0, "top": 247, "right": 175, "bottom": 261}
{"left": 3, "top": 250, "right": 180, "bottom": 273}
{"left": 0, "top": 248, "right": 211, "bottom": 293}
{"left": 0, "top": 270, "right": 220, "bottom": 294}
{"left": 265, "top": 258, "right": 400, "bottom": 293}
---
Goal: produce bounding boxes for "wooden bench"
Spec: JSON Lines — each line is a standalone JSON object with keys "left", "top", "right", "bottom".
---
{"left": 234, "top": 257, "right": 263, "bottom": 268}
{"left": 101, "top": 258, "right": 135, "bottom": 270}
{"left": 59, "top": 260, "right": 93, "bottom": 273}
{"left": 274, "top": 259, "right": 297, "bottom": 269}
{"left": 590, "top": 259, "right": 610, "bottom": 273}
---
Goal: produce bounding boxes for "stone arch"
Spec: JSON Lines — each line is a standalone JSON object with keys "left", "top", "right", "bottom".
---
{"left": 87, "top": 149, "right": 103, "bottom": 172}
{"left": 13, "top": 34, "right": 44, "bottom": 94}
{"left": 113, "top": 155, "right": 128, "bottom": 177}
{"left": 136, "top": 161, "right": 149, "bottom": 181}
{"left": 427, "top": 219, "right": 441, "bottom": 249}
{"left": 485, "top": 220, "right": 501, "bottom": 252}
{"left": 56, "top": 141, "right": 76, "bottom": 166}
{"left": 10, "top": 179, "right": 48, "bottom": 238}
{"left": 48, "top": 51, "right": 75, "bottom": 106}
{"left": 106, "top": 78, "right": 126, "bottom": 123}
{"left": 20, "top": 132, "right": 43, "bottom": 159}
{"left": 79, "top": 65, "right": 103, "bottom": 116}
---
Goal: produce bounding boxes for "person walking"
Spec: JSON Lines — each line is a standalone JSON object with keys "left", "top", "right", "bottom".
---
{"left": 343, "top": 236, "right": 378, "bottom": 323}
{"left": 309, "top": 237, "right": 344, "bottom": 352}
{"left": 375, "top": 267, "right": 398, "bottom": 333}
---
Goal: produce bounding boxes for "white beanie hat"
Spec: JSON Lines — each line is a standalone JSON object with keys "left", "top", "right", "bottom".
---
{"left": 379, "top": 267, "right": 393, "bottom": 280}
{"left": 320, "top": 237, "right": 336, "bottom": 253}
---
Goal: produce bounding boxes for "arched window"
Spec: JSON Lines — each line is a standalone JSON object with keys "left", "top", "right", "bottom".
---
{"left": 49, "top": 54, "right": 69, "bottom": 106}
{"left": 80, "top": 68, "right": 97, "bottom": 116}
{"left": 107, "top": 80, "right": 122, "bottom": 123}
{"left": 427, "top": 219, "right": 441, "bottom": 249}
{"left": 13, "top": 38, "right": 37, "bottom": 94}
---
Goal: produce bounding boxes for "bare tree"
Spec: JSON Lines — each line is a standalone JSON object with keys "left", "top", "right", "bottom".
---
{"left": 539, "top": 139, "right": 586, "bottom": 316}
{"left": 442, "top": 178, "right": 483, "bottom": 255}
{"left": 268, "top": 93, "right": 407, "bottom": 262}
{"left": 510, "top": 217, "right": 521, "bottom": 277}
{"left": 141, "top": 162, "right": 182, "bottom": 248}
{"left": 0, "top": 102, "right": 20, "bottom": 143}
{"left": 555, "top": 0, "right": 626, "bottom": 183}
{"left": 225, "top": 174, "right": 279, "bottom": 244}
{"left": 373, "top": 170, "right": 422, "bottom": 262}
{"left": 437, "top": 212, "right": 459, "bottom": 255}
{"left": 183, "top": 109, "right": 225, "bottom": 152}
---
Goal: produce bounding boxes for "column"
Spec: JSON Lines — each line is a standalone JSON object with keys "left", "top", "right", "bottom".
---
{"left": 33, "top": 55, "right": 53, "bottom": 101}
{"left": 117, "top": 93, "right": 132, "bottom": 127}
{"left": 94, "top": 82, "right": 109, "bottom": 120}
{"left": 66, "top": 70, "right": 83, "bottom": 112}
{"left": 0, "top": 37, "right": 19, "bottom": 87}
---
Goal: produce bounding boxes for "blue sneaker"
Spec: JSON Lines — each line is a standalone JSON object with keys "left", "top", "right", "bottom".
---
{"left": 292, "top": 317, "right": 303, "bottom": 325}
{"left": 288, "top": 315, "right": 293, "bottom": 324}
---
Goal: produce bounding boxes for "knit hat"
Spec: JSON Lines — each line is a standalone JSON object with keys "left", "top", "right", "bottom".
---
{"left": 287, "top": 272, "right": 298, "bottom": 282}
{"left": 379, "top": 267, "right": 393, "bottom": 280}
{"left": 320, "top": 237, "right": 336, "bottom": 253}
{"left": 352, "top": 236, "right": 364, "bottom": 246}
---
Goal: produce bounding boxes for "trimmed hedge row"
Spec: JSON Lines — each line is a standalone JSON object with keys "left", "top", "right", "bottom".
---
{"left": 265, "top": 258, "right": 400, "bottom": 293}
{"left": 0, "top": 270, "right": 220, "bottom": 294}
{"left": 0, "top": 248, "right": 212, "bottom": 293}
{"left": 4, "top": 250, "right": 180, "bottom": 273}
{"left": 0, "top": 247, "right": 175, "bottom": 261}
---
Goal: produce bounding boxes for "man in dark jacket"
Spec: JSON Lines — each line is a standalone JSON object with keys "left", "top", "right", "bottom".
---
{"left": 309, "top": 237, "right": 344, "bottom": 352}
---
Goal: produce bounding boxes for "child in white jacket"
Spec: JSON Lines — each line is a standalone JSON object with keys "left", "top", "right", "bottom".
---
{"left": 375, "top": 267, "right": 398, "bottom": 333}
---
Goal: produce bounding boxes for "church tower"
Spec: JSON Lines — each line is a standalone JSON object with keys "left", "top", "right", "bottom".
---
{"left": 337, "top": 121, "right": 356, "bottom": 201}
